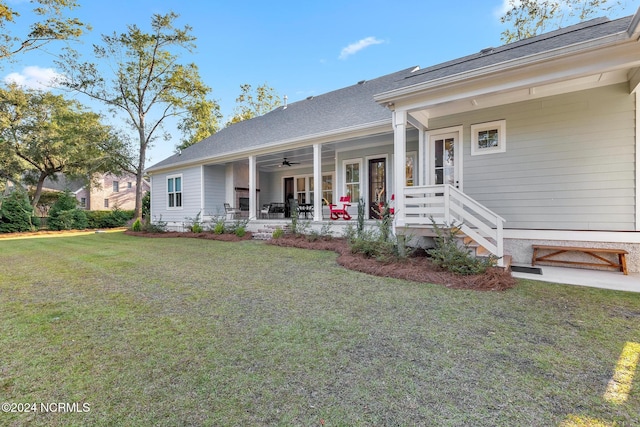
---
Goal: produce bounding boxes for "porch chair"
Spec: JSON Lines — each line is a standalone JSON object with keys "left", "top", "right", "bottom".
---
{"left": 224, "top": 202, "right": 240, "bottom": 220}
{"left": 260, "top": 203, "right": 271, "bottom": 219}
{"left": 329, "top": 196, "right": 352, "bottom": 220}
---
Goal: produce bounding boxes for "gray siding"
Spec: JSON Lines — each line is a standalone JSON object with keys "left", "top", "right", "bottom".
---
{"left": 150, "top": 166, "right": 202, "bottom": 222}
{"left": 429, "top": 83, "right": 636, "bottom": 231}
{"left": 203, "top": 165, "right": 226, "bottom": 216}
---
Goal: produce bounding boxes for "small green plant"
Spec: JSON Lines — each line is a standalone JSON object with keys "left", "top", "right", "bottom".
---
{"left": 428, "top": 218, "right": 496, "bottom": 275}
{"left": 212, "top": 218, "right": 225, "bottom": 234}
{"left": 131, "top": 218, "right": 142, "bottom": 232}
{"left": 235, "top": 225, "right": 246, "bottom": 237}
{"left": 319, "top": 222, "right": 334, "bottom": 239}
{"left": 143, "top": 215, "right": 167, "bottom": 233}
{"left": 185, "top": 212, "right": 203, "bottom": 233}
{"left": 272, "top": 227, "right": 285, "bottom": 239}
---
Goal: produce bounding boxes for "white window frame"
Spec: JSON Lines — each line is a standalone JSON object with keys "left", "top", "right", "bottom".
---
{"left": 471, "top": 120, "right": 506, "bottom": 156}
{"left": 291, "top": 173, "right": 334, "bottom": 205}
{"left": 343, "top": 158, "right": 362, "bottom": 201}
{"left": 167, "top": 174, "right": 183, "bottom": 209}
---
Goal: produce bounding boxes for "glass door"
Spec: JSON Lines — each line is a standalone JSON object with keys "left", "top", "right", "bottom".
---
{"left": 368, "top": 158, "right": 386, "bottom": 219}
{"left": 429, "top": 132, "right": 460, "bottom": 188}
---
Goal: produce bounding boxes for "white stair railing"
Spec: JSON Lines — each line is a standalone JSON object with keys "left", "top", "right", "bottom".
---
{"left": 400, "top": 185, "right": 506, "bottom": 266}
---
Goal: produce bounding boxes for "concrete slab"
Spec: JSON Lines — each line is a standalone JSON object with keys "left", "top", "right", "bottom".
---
{"left": 511, "top": 265, "right": 640, "bottom": 293}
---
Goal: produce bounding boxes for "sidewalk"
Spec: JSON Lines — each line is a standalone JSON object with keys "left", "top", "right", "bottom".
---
{"left": 511, "top": 264, "right": 640, "bottom": 293}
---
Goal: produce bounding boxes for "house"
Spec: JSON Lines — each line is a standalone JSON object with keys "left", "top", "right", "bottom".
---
{"left": 146, "top": 10, "right": 640, "bottom": 272}
{"left": 42, "top": 172, "right": 149, "bottom": 211}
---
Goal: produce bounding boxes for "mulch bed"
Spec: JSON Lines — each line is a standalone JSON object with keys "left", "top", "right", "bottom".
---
{"left": 267, "top": 234, "right": 516, "bottom": 291}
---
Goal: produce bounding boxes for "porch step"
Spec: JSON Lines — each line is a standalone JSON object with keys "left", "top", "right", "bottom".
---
{"left": 463, "top": 236, "right": 512, "bottom": 270}
{"left": 252, "top": 224, "right": 290, "bottom": 241}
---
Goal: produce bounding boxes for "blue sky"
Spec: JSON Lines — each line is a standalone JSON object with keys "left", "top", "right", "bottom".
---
{"left": 3, "top": 0, "right": 639, "bottom": 165}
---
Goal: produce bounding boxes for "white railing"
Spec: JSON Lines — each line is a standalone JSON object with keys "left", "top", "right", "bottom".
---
{"left": 399, "top": 185, "right": 506, "bottom": 266}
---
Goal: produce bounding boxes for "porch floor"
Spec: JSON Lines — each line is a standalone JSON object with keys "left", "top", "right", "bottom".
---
{"left": 511, "top": 265, "right": 640, "bottom": 293}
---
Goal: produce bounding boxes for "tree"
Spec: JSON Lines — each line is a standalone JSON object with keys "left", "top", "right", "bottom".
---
{"left": 0, "top": 188, "right": 34, "bottom": 232}
{"left": 47, "top": 189, "right": 86, "bottom": 230}
{"left": 176, "top": 98, "right": 222, "bottom": 151}
{"left": 58, "top": 12, "right": 219, "bottom": 219}
{"left": 500, "top": 0, "right": 623, "bottom": 43}
{"left": 225, "top": 83, "right": 281, "bottom": 127}
{"left": 0, "top": 0, "right": 87, "bottom": 61}
{"left": 0, "top": 83, "right": 131, "bottom": 208}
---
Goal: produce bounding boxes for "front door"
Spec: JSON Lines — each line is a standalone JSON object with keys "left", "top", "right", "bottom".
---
{"left": 368, "top": 158, "right": 386, "bottom": 219}
{"left": 429, "top": 131, "right": 461, "bottom": 189}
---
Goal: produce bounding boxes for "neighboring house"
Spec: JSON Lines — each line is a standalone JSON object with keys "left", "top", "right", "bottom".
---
{"left": 146, "top": 10, "right": 640, "bottom": 271}
{"left": 43, "top": 173, "right": 149, "bottom": 211}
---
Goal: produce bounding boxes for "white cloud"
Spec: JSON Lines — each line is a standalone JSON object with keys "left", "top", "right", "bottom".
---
{"left": 339, "top": 36, "right": 384, "bottom": 60}
{"left": 4, "top": 66, "right": 63, "bottom": 90}
{"left": 494, "top": 0, "right": 522, "bottom": 18}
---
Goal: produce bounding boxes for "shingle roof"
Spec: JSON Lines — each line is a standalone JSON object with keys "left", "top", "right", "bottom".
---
{"left": 148, "top": 13, "right": 636, "bottom": 172}
{"left": 380, "top": 15, "right": 634, "bottom": 94}
{"left": 147, "top": 67, "right": 418, "bottom": 171}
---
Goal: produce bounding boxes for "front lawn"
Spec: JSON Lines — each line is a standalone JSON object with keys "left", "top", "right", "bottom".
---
{"left": 1, "top": 232, "right": 638, "bottom": 426}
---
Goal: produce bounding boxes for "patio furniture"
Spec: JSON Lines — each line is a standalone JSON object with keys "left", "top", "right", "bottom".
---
{"left": 260, "top": 204, "right": 271, "bottom": 219}
{"left": 329, "top": 196, "right": 352, "bottom": 220}
{"left": 224, "top": 203, "right": 240, "bottom": 219}
{"left": 297, "top": 203, "right": 313, "bottom": 219}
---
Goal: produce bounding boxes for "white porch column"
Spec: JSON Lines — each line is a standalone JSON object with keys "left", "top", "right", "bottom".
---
{"left": 393, "top": 110, "right": 407, "bottom": 226}
{"left": 248, "top": 155, "right": 257, "bottom": 220}
{"left": 313, "top": 143, "right": 323, "bottom": 221}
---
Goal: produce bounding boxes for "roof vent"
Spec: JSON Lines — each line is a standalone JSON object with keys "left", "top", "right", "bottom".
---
{"left": 283, "top": 94, "right": 287, "bottom": 109}
{"left": 306, "top": 96, "right": 314, "bottom": 100}
{"left": 357, "top": 80, "right": 366, "bottom": 85}
{"left": 480, "top": 47, "right": 494, "bottom": 55}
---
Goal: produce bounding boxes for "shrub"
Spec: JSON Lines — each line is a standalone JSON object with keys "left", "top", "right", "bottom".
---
{"left": 212, "top": 221, "right": 225, "bottom": 234}
{"left": 142, "top": 215, "right": 167, "bottom": 233}
{"left": 272, "top": 227, "right": 285, "bottom": 239}
{"left": 428, "top": 219, "right": 496, "bottom": 275}
{"left": 0, "top": 190, "right": 35, "bottom": 233}
{"left": 48, "top": 191, "right": 87, "bottom": 231}
{"left": 141, "top": 190, "right": 150, "bottom": 219}
{"left": 85, "top": 208, "right": 133, "bottom": 229}
{"left": 185, "top": 212, "right": 202, "bottom": 233}
{"left": 131, "top": 218, "right": 142, "bottom": 232}
{"left": 235, "top": 225, "right": 246, "bottom": 237}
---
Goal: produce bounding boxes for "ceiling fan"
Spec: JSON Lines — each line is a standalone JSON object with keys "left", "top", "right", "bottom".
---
{"left": 279, "top": 157, "right": 300, "bottom": 167}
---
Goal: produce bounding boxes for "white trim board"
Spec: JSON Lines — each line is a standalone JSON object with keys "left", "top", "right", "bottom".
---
{"left": 504, "top": 229, "right": 640, "bottom": 244}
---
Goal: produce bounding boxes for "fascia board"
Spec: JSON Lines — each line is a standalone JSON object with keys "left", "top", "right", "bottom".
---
{"left": 145, "top": 119, "right": 392, "bottom": 174}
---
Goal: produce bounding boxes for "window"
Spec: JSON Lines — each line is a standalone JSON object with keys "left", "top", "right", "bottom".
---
{"left": 80, "top": 198, "right": 86, "bottom": 208}
{"left": 104, "top": 198, "right": 109, "bottom": 208}
{"left": 128, "top": 182, "right": 132, "bottom": 189}
{"left": 322, "top": 175, "right": 333, "bottom": 205}
{"left": 471, "top": 120, "right": 506, "bottom": 155}
{"left": 167, "top": 175, "right": 183, "bottom": 208}
{"left": 344, "top": 160, "right": 361, "bottom": 201}
{"left": 113, "top": 181, "right": 119, "bottom": 192}
{"left": 296, "top": 177, "right": 306, "bottom": 204}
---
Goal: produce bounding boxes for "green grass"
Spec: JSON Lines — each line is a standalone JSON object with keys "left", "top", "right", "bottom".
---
{"left": 0, "top": 232, "right": 639, "bottom": 426}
